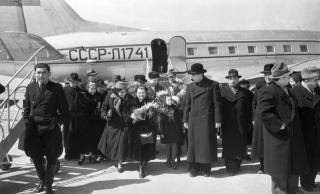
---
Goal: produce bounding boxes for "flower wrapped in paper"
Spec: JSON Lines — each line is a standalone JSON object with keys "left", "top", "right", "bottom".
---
{"left": 130, "top": 101, "right": 158, "bottom": 122}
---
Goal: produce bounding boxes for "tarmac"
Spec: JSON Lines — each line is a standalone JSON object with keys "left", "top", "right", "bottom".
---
{"left": 1, "top": 139, "right": 320, "bottom": 194}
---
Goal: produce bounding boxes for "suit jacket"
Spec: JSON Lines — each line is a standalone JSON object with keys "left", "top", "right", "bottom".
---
{"left": 259, "top": 82, "right": 308, "bottom": 179}
{"left": 183, "top": 77, "right": 221, "bottom": 163}
{"left": 24, "top": 80, "right": 69, "bottom": 128}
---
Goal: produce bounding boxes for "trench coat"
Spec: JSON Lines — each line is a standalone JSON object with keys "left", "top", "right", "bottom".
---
{"left": 291, "top": 84, "right": 320, "bottom": 171}
{"left": 251, "top": 80, "right": 267, "bottom": 158}
{"left": 98, "top": 92, "right": 133, "bottom": 161}
{"left": 183, "top": 77, "right": 221, "bottom": 164}
{"left": 220, "top": 84, "right": 250, "bottom": 160}
{"left": 259, "top": 82, "right": 308, "bottom": 179}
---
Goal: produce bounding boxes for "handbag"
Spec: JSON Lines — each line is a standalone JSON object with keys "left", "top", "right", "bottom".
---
{"left": 140, "top": 132, "right": 154, "bottom": 145}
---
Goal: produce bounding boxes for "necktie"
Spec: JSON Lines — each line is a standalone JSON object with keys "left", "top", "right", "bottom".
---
{"left": 40, "top": 84, "right": 45, "bottom": 93}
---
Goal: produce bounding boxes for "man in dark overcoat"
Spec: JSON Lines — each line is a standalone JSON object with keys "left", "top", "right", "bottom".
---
{"left": 24, "top": 63, "right": 68, "bottom": 194}
{"left": 251, "top": 63, "right": 274, "bottom": 174}
{"left": 259, "top": 63, "right": 308, "bottom": 194}
{"left": 290, "top": 67, "right": 320, "bottom": 192}
{"left": 220, "top": 69, "right": 250, "bottom": 176}
{"left": 63, "top": 73, "right": 81, "bottom": 160}
{"left": 145, "top": 71, "right": 164, "bottom": 99}
{"left": 183, "top": 63, "right": 221, "bottom": 177}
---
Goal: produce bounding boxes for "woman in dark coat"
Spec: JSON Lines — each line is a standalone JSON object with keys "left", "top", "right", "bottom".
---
{"left": 220, "top": 70, "right": 250, "bottom": 176}
{"left": 98, "top": 81, "right": 133, "bottom": 172}
{"left": 74, "top": 82, "right": 102, "bottom": 165}
{"left": 128, "top": 86, "right": 157, "bottom": 178}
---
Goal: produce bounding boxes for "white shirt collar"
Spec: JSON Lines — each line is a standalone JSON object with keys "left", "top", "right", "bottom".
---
{"left": 301, "top": 81, "right": 313, "bottom": 94}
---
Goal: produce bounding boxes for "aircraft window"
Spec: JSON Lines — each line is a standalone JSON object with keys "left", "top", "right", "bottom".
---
{"left": 228, "top": 46, "right": 238, "bottom": 54}
{"left": 300, "top": 45, "right": 308, "bottom": 52}
{"left": 187, "top": 48, "right": 195, "bottom": 56}
{"left": 0, "top": 39, "right": 12, "bottom": 61}
{"left": 248, "top": 46, "right": 256, "bottom": 54}
{"left": 266, "top": 46, "right": 275, "bottom": 53}
{"left": 208, "top": 47, "right": 218, "bottom": 55}
{"left": 283, "top": 45, "right": 291, "bottom": 52}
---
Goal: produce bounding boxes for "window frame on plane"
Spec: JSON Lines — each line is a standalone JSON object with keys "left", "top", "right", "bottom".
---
{"left": 208, "top": 46, "right": 219, "bottom": 55}
{"left": 248, "top": 46, "right": 257, "bottom": 54}
{"left": 187, "top": 47, "right": 196, "bottom": 56}
{"left": 266, "top": 45, "right": 275, "bottom": 53}
{"left": 228, "top": 46, "right": 238, "bottom": 55}
{"left": 300, "top": 44, "right": 309, "bottom": 53}
{"left": 283, "top": 45, "right": 292, "bottom": 53}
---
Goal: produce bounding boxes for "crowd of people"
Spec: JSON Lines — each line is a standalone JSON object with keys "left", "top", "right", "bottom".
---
{"left": 22, "top": 62, "right": 320, "bottom": 194}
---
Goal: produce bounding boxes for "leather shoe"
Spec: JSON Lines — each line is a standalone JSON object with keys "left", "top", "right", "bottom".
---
{"left": 33, "top": 181, "right": 45, "bottom": 193}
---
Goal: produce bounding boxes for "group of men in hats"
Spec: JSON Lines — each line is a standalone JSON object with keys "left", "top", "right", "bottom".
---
{"left": 22, "top": 60, "right": 320, "bottom": 194}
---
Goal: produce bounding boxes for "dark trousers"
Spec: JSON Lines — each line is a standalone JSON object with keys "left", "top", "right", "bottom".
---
{"left": 300, "top": 170, "right": 317, "bottom": 189}
{"left": 259, "top": 157, "right": 264, "bottom": 171}
{"left": 271, "top": 175, "right": 298, "bottom": 194}
{"left": 189, "top": 162, "right": 211, "bottom": 174}
{"left": 166, "top": 144, "right": 177, "bottom": 162}
{"left": 225, "top": 158, "right": 242, "bottom": 174}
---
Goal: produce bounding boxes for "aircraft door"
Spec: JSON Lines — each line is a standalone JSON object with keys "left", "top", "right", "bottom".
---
{"left": 168, "top": 36, "right": 186, "bottom": 71}
{"left": 151, "top": 39, "right": 168, "bottom": 73}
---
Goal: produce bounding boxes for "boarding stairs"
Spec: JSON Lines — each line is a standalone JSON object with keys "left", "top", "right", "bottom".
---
{"left": 0, "top": 47, "right": 45, "bottom": 169}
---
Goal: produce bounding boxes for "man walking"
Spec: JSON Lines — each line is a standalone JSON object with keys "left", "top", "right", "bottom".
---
{"left": 24, "top": 63, "right": 68, "bottom": 194}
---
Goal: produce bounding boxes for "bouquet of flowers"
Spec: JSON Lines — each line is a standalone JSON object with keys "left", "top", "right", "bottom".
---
{"left": 131, "top": 102, "right": 158, "bottom": 122}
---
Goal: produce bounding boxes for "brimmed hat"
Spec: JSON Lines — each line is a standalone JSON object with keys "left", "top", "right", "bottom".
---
{"left": 115, "top": 81, "right": 128, "bottom": 90}
{"left": 86, "top": 68, "right": 98, "bottom": 76}
{"left": 95, "top": 79, "right": 106, "bottom": 87}
{"left": 290, "top": 71, "right": 302, "bottom": 83}
{"left": 134, "top": 74, "right": 147, "bottom": 83}
{"left": 65, "top": 73, "right": 81, "bottom": 82}
{"left": 301, "top": 67, "right": 319, "bottom": 80}
{"left": 148, "top": 71, "right": 160, "bottom": 79}
{"left": 239, "top": 79, "right": 250, "bottom": 85}
{"left": 188, "top": 63, "right": 207, "bottom": 75}
{"left": 225, "top": 69, "right": 242, "bottom": 79}
{"left": 261, "top": 64, "right": 274, "bottom": 74}
{"left": 270, "top": 63, "right": 291, "bottom": 79}
{"left": 113, "top": 75, "right": 125, "bottom": 82}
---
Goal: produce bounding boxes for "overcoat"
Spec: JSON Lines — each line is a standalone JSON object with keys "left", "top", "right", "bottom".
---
{"left": 251, "top": 80, "right": 267, "bottom": 158}
{"left": 259, "top": 82, "right": 308, "bottom": 179}
{"left": 183, "top": 77, "right": 221, "bottom": 163}
{"left": 220, "top": 84, "right": 250, "bottom": 159}
{"left": 291, "top": 84, "right": 320, "bottom": 170}
{"left": 315, "top": 87, "right": 320, "bottom": 151}
{"left": 98, "top": 92, "right": 133, "bottom": 161}
{"left": 23, "top": 81, "right": 68, "bottom": 160}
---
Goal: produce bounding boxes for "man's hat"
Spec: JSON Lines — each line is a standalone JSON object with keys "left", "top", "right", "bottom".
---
{"left": 66, "top": 73, "right": 81, "bottom": 82}
{"left": 148, "top": 71, "right": 160, "bottom": 79}
{"left": 113, "top": 75, "right": 125, "bottom": 82}
{"left": 134, "top": 74, "right": 147, "bottom": 83}
{"left": 270, "top": 63, "right": 291, "bottom": 79}
{"left": 187, "top": 63, "right": 207, "bottom": 75}
{"left": 261, "top": 64, "right": 274, "bottom": 74}
{"left": 239, "top": 79, "right": 250, "bottom": 85}
{"left": 95, "top": 79, "right": 106, "bottom": 87}
{"left": 86, "top": 68, "right": 98, "bottom": 76}
{"left": 115, "top": 81, "right": 128, "bottom": 90}
{"left": 225, "top": 69, "right": 242, "bottom": 79}
{"left": 301, "top": 67, "right": 319, "bottom": 80}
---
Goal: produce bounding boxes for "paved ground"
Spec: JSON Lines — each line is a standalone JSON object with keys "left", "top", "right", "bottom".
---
{"left": 1, "top": 140, "right": 320, "bottom": 194}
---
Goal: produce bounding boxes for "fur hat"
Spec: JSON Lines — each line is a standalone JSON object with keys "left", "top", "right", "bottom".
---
{"left": 301, "top": 67, "right": 319, "bottom": 80}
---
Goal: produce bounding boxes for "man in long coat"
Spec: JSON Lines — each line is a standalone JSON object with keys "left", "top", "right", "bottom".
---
{"left": 24, "top": 63, "right": 68, "bottom": 194}
{"left": 290, "top": 67, "right": 320, "bottom": 192}
{"left": 259, "top": 63, "right": 308, "bottom": 194}
{"left": 183, "top": 63, "right": 221, "bottom": 177}
{"left": 220, "top": 69, "right": 250, "bottom": 176}
{"left": 251, "top": 63, "right": 274, "bottom": 174}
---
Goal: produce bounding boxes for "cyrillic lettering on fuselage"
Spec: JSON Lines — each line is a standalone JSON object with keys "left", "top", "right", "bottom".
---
{"left": 65, "top": 46, "right": 151, "bottom": 62}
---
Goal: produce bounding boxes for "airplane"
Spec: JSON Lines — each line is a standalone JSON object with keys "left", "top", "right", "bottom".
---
{"left": 0, "top": 0, "right": 320, "bottom": 83}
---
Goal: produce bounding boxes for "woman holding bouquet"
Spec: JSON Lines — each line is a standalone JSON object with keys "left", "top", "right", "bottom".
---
{"left": 129, "top": 86, "right": 158, "bottom": 178}
{"left": 98, "top": 81, "right": 134, "bottom": 173}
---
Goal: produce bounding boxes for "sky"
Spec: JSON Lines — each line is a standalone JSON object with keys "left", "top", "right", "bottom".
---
{"left": 65, "top": 0, "right": 320, "bottom": 31}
